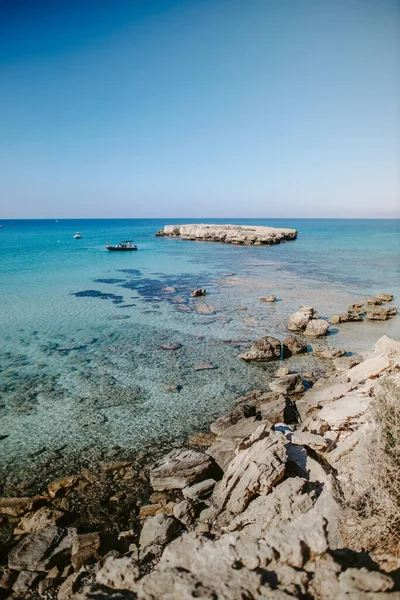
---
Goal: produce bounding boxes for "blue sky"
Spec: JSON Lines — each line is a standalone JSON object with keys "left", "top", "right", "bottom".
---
{"left": 0, "top": 0, "right": 399, "bottom": 218}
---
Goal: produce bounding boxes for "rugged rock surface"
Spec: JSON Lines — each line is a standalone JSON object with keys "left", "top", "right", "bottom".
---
{"left": 149, "top": 448, "right": 215, "bottom": 491}
{"left": 239, "top": 336, "right": 281, "bottom": 361}
{"left": 269, "top": 373, "right": 304, "bottom": 395}
{"left": 287, "top": 306, "right": 315, "bottom": 331}
{"left": 304, "top": 318, "right": 330, "bottom": 337}
{"left": 157, "top": 223, "right": 298, "bottom": 245}
{"left": 282, "top": 335, "right": 308, "bottom": 356}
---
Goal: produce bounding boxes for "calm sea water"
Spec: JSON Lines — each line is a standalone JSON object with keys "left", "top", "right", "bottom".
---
{"left": 1, "top": 218, "right": 399, "bottom": 491}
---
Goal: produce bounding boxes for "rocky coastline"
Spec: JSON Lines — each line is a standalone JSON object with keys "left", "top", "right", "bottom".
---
{"left": 155, "top": 224, "right": 298, "bottom": 245}
{"left": 1, "top": 294, "right": 400, "bottom": 599}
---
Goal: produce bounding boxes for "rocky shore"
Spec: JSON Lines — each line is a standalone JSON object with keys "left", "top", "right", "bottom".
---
{"left": 155, "top": 224, "right": 298, "bottom": 245}
{"left": 1, "top": 297, "right": 399, "bottom": 599}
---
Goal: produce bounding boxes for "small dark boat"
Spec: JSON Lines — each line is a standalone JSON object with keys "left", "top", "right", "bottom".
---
{"left": 106, "top": 240, "right": 137, "bottom": 251}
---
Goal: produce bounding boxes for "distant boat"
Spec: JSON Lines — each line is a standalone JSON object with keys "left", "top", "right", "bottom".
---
{"left": 106, "top": 240, "right": 137, "bottom": 251}
{"left": 0, "top": 225, "right": 3, "bottom": 228}
{"left": 73, "top": 232, "right": 83, "bottom": 239}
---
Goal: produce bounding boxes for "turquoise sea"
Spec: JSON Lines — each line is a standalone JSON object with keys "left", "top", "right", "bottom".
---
{"left": 1, "top": 218, "right": 399, "bottom": 492}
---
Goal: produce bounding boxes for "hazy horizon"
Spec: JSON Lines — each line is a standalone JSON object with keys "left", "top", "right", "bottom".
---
{"left": 1, "top": 0, "right": 399, "bottom": 219}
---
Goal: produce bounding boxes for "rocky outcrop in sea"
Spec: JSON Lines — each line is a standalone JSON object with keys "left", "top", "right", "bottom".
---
{"left": 155, "top": 224, "right": 298, "bottom": 245}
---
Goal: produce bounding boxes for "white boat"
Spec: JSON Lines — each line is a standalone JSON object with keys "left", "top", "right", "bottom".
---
{"left": 73, "top": 232, "right": 83, "bottom": 239}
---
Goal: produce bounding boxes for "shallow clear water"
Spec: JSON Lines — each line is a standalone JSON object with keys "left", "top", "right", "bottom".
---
{"left": 1, "top": 218, "right": 399, "bottom": 489}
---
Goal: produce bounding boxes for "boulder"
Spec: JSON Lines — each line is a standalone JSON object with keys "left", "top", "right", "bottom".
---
{"left": 173, "top": 500, "right": 197, "bottom": 529}
{"left": 71, "top": 532, "right": 102, "bottom": 571}
{"left": 376, "top": 292, "right": 393, "bottom": 302}
{"left": 12, "top": 571, "right": 41, "bottom": 595}
{"left": 304, "top": 319, "right": 329, "bottom": 337}
{"left": 260, "top": 295, "right": 276, "bottom": 302}
{"left": 212, "top": 425, "right": 287, "bottom": 514}
{"left": 239, "top": 336, "right": 281, "bottom": 361}
{"left": 258, "top": 395, "right": 294, "bottom": 424}
{"left": 150, "top": 448, "right": 214, "bottom": 491}
{"left": 48, "top": 475, "right": 81, "bottom": 499}
{"left": 8, "top": 526, "right": 75, "bottom": 572}
{"left": 365, "top": 307, "right": 389, "bottom": 320}
{"left": 0, "top": 496, "right": 45, "bottom": 517}
{"left": 14, "top": 506, "right": 64, "bottom": 535}
{"left": 96, "top": 556, "right": 140, "bottom": 591}
{"left": 275, "top": 366, "right": 290, "bottom": 377}
{"left": 347, "top": 303, "right": 365, "bottom": 315}
{"left": 282, "top": 335, "right": 308, "bottom": 356}
{"left": 287, "top": 306, "right": 315, "bottom": 331}
{"left": 313, "top": 347, "right": 346, "bottom": 359}
{"left": 191, "top": 288, "right": 206, "bottom": 297}
{"left": 330, "top": 313, "right": 363, "bottom": 324}
{"left": 366, "top": 296, "right": 382, "bottom": 305}
{"left": 210, "top": 404, "right": 256, "bottom": 435}
{"left": 269, "top": 374, "right": 304, "bottom": 395}
{"left": 291, "top": 431, "right": 329, "bottom": 453}
{"left": 139, "top": 514, "right": 182, "bottom": 550}
{"left": 182, "top": 479, "right": 216, "bottom": 501}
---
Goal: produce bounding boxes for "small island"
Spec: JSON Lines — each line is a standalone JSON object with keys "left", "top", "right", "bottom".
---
{"left": 156, "top": 223, "right": 298, "bottom": 245}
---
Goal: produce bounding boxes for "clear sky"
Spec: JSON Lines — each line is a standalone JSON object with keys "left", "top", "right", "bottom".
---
{"left": 0, "top": 0, "right": 399, "bottom": 218}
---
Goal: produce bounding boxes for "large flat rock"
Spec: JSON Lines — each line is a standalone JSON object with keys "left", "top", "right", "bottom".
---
{"left": 157, "top": 224, "right": 298, "bottom": 245}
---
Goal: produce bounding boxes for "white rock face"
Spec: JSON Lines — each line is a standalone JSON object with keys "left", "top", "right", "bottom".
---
{"left": 160, "top": 223, "right": 298, "bottom": 245}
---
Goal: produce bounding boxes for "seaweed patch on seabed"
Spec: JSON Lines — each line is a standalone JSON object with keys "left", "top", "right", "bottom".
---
{"left": 71, "top": 290, "right": 124, "bottom": 303}
{"left": 119, "top": 272, "right": 213, "bottom": 302}
{"left": 93, "top": 278, "right": 126, "bottom": 284}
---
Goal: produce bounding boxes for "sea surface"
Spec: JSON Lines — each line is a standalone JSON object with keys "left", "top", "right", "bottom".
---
{"left": 1, "top": 218, "right": 399, "bottom": 492}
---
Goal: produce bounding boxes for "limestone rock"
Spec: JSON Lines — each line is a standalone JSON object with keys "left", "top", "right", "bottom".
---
{"left": 173, "top": 500, "right": 197, "bottom": 529}
{"left": 366, "top": 296, "right": 382, "bottom": 305}
{"left": 330, "top": 312, "right": 363, "bottom": 324}
{"left": 282, "top": 335, "right": 308, "bottom": 356}
{"left": 258, "top": 394, "right": 290, "bottom": 424}
{"left": 212, "top": 425, "right": 287, "bottom": 514}
{"left": 8, "top": 526, "right": 75, "bottom": 572}
{"left": 71, "top": 532, "right": 102, "bottom": 571}
{"left": 182, "top": 479, "right": 216, "bottom": 500}
{"left": 160, "top": 223, "right": 298, "bottom": 245}
{"left": 239, "top": 336, "right": 281, "bottom": 361}
{"left": 14, "top": 506, "right": 64, "bottom": 535}
{"left": 48, "top": 475, "right": 81, "bottom": 499}
{"left": 287, "top": 306, "right": 315, "bottom": 331}
{"left": 313, "top": 346, "right": 346, "bottom": 359}
{"left": 12, "top": 570, "right": 41, "bottom": 594}
{"left": 269, "top": 373, "right": 304, "bottom": 395}
{"left": 347, "top": 303, "right": 366, "bottom": 315}
{"left": 139, "top": 514, "right": 182, "bottom": 550}
{"left": 0, "top": 568, "right": 17, "bottom": 591}
{"left": 304, "top": 319, "right": 329, "bottom": 337}
{"left": 96, "top": 556, "right": 140, "bottom": 591}
{"left": 150, "top": 448, "right": 214, "bottom": 491}
{"left": 376, "top": 292, "right": 393, "bottom": 302}
{"left": 0, "top": 496, "right": 45, "bottom": 517}
{"left": 275, "top": 366, "right": 290, "bottom": 377}
{"left": 260, "top": 295, "right": 276, "bottom": 302}
{"left": 291, "top": 431, "right": 329, "bottom": 452}
{"left": 210, "top": 404, "right": 256, "bottom": 435}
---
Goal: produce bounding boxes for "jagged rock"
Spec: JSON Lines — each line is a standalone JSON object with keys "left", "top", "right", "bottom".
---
{"left": 376, "top": 292, "right": 393, "bottom": 302}
{"left": 38, "top": 578, "right": 57, "bottom": 595}
{"left": 291, "top": 431, "right": 329, "bottom": 452}
{"left": 333, "top": 356, "right": 361, "bottom": 371}
{"left": 191, "top": 288, "right": 206, "bottom": 297}
{"left": 150, "top": 448, "right": 214, "bottom": 491}
{"left": 225, "top": 477, "right": 315, "bottom": 537}
{"left": 269, "top": 373, "right": 304, "bottom": 395}
{"left": 304, "top": 319, "right": 329, "bottom": 337}
{"left": 366, "top": 307, "right": 389, "bottom": 320}
{"left": 96, "top": 556, "right": 140, "bottom": 591}
{"left": 212, "top": 425, "right": 287, "bottom": 514}
{"left": 72, "top": 532, "right": 102, "bottom": 571}
{"left": 287, "top": 306, "right": 315, "bottom": 331}
{"left": 258, "top": 394, "right": 289, "bottom": 424}
{"left": 207, "top": 437, "right": 239, "bottom": 472}
{"left": 48, "top": 475, "right": 81, "bottom": 498}
{"left": 139, "top": 514, "right": 182, "bottom": 550}
{"left": 0, "top": 496, "right": 45, "bottom": 517}
{"left": 14, "top": 506, "right": 64, "bottom": 535}
{"left": 8, "top": 526, "right": 75, "bottom": 572}
{"left": 282, "top": 335, "right": 308, "bottom": 356}
{"left": 347, "top": 303, "right": 366, "bottom": 315}
{"left": 210, "top": 404, "right": 256, "bottom": 435}
{"left": 313, "top": 346, "right": 346, "bottom": 359}
{"left": 330, "top": 312, "right": 363, "bottom": 324}
{"left": 275, "top": 366, "right": 290, "bottom": 377}
{"left": 239, "top": 336, "right": 281, "bottom": 361}
{"left": 182, "top": 479, "right": 216, "bottom": 500}
{"left": 0, "top": 568, "right": 17, "bottom": 591}
{"left": 173, "top": 499, "right": 197, "bottom": 528}
{"left": 366, "top": 296, "right": 382, "bottom": 305}
{"left": 12, "top": 570, "right": 41, "bottom": 594}
{"left": 318, "top": 393, "right": 370, "bottom": 429}
{"left": 260, "top": 295, "right": 276, "bottom": 302}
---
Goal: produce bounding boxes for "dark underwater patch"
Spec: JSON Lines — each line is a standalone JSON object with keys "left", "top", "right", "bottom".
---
{"left": 71, "top": 290, "right": 124, "bottom": 302}
{"left": 117, "top": 269, "right": 142, "bottom": 276}
{"left": 93, "top": 278, "right": 126, "bottom": 284}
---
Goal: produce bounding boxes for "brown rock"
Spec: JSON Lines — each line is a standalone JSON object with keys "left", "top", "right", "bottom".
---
{"left": 71, "top": 532, "right": 102, "bottom": 571}
{"left": 191, "top": 288, "right": 206, "bottom": 297}
{"left": 14, "top": 506, "right": 64, "bottom": 535}
{"left": 282, "top": 335, "right": 308, "bottom": 356}
{"left": 304, "top": 319, "right": 329, "bottom": 337}
{"left": 239, "top": 336, "right": 281, "bottom": 361}
{"left": 48, "top": 475, "right": 81, "bottom": 499}
{"left": 150, "top": 448, "right": 214, "bottom": 491}
{"left": 269, "top": 373, "right": 304, "bottom": 395}
{"left": 287, "top": 306, "right": 315, "bottom": 331}
{"left": 0, "top": 496, "right": 45, "bottom": 517}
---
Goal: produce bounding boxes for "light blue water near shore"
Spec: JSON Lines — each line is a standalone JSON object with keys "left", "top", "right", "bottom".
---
{"left": 1, "top": 219, "right": 399, "bottom": 490}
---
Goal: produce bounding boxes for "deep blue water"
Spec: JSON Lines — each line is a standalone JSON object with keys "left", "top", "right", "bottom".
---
{"left": 1, "top": 218, "right": 399, "bottom": 489}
